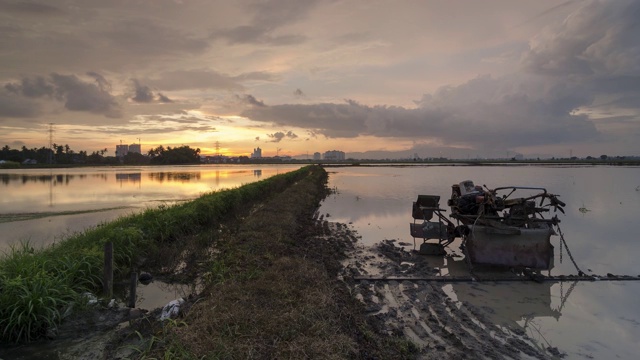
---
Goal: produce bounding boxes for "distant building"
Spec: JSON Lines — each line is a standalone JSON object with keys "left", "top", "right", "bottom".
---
{"left": 323, "top": 150, "right": 345, "bottom": 161}
{"left": 313, "top": 152, "right": 321, "bottom": 160}
{"left": 115, "top": 144, "right": 129, "bottom": 158}
{"left": 251, "top": 147, "right": 262, "bottom": 159}
{"left": 129, "top": 143, "right": 141, "bottom": 154}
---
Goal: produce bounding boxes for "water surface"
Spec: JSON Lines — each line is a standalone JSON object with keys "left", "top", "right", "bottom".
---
{"left": 319, "top": 164, "right": 640, "bottom": 359}
{"left": 0, "top": 164, "right": 301, "bottom": 251}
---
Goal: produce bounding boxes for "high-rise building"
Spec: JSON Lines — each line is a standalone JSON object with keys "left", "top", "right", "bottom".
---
{"left": 251, "top": 147, "right": 262, "bottom": 159}
{"left": 129, "top": 143, "right": 141, "bottom": 154}
{"left": 323, "top": 150, "right": 345, "bottom": 161}
{"left": 116, "top": 144, "right": 129, "bottom": 158}
{"left": 313, "top": 152, "right": 321, "bottom": 160}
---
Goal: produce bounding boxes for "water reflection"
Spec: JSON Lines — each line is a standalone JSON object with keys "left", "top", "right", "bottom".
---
{"left": 0, "top": 164, "right": 302, "bottom": 251}
{"left": 148, "top": 172, "right": 201, "bottom": 182}
{"left": 115, "top": 173, "right": 141, "bottom": 183}
{"left": 321, "top": 165, "right": 640, "bottom": 359}
{"left": 0, "top": 173, "right": 93, "bottom": 186}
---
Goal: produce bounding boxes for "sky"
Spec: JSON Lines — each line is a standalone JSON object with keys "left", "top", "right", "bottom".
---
{"left": 0, "top": 0, "right": 639, "bottom": 159}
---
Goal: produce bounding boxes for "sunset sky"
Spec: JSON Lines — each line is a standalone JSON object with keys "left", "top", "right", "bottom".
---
{"left": 1, "top": 0, "right": 638, "bottom": 159}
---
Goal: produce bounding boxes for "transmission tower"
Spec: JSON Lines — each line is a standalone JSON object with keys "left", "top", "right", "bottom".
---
{"left": 48, "top": 123, "right": 54, "bottom": 164}
{"left": 215, "top": 141, "right": 220, "bottom": 157}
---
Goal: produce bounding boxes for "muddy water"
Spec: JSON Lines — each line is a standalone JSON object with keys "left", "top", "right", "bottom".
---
{"left": 320, "top": 164, "right": 640, "bottom": 360}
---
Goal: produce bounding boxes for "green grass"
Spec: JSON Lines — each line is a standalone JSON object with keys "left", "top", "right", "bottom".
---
{"left": 0, "top": 166, "right": 317, "bottom": 344}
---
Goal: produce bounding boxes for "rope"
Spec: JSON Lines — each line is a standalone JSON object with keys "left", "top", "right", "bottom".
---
{"left": 555, "top": 224, "right": 585, "bottom": 276}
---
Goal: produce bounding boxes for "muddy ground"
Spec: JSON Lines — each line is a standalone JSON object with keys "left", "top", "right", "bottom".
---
{"left": 323, "top": 220, "right": 562, "bottom": 360}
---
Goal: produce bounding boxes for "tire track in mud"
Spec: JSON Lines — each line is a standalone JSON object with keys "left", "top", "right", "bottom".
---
{"left": 331, "top": 224, "right": 555, "bottom": 360}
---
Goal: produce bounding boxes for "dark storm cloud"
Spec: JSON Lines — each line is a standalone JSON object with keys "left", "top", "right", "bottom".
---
{"left": 143, "top": 70, "right": 243, "bottom": 91}
{"left": 131, "top": 79, "right": 154, "bottom": 103}
{"left": 0, "top": 89, "right": 41, "bottom": 118}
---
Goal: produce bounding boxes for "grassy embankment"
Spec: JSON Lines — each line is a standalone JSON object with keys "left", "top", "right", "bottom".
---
{"left": 0, "top": 166, "right": 315, "bottom": 343}
{"left": 0, "top": 165, "right": 416, "bottom": 359}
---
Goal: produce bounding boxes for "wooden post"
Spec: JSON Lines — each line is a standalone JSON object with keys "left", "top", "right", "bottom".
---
{"left": 129, "top": 272, "right": 138, "bottom": 308}
{"left": 103, "top": 242, "right": 113, "bottom": 298}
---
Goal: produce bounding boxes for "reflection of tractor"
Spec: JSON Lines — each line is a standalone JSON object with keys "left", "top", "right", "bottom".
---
{"left": 410, "top": 180, "right": 566, "bottom": 269}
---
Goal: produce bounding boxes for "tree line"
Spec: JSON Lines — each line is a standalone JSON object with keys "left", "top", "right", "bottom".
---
{"left": 1, "top": 144, "right": 201, "bottom": 165}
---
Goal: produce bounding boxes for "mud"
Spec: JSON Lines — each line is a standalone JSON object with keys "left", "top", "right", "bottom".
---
{"left": 338, "top": 232, "right": 563, "bottom": 359}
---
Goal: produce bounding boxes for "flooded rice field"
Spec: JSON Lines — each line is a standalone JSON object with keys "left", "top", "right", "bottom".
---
{"left": 1, "top": 163, "right": 639, "bottom": 359}
{"left": 319, "top": 164, "right": 640, "bottom": 359}
{"left": 0, "top": 164, "right": 300, "bottom": 251}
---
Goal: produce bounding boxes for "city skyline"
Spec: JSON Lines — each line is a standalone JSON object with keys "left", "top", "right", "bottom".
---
{"left": 1, "top": 1, "right": 639, "bottom": 159}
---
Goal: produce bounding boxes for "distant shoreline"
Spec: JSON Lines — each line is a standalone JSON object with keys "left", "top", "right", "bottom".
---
{"left": 3, "top": 158, "right": 640, "bottom": 169}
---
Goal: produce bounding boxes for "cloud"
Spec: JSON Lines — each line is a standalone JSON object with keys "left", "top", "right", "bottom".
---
{"left": 144, "top": 70, "right": 243, "bottom": 91}
{"left": 103, "top": 19, "right": 210, "bottom": 57}
{"left": 215, "top": 26, "right": 306, "bottom": 46}
{"left": 0, "top": 2, "right": 63, "bottom": 15}
{"left": 240, "top": 1, "right": 640, "bottom": 154}
{"left": 237, "top": 94, "right": 266, "bottom": 107}
{"left": 232, "top": 71, "right": 279, "bottom": 82}
{"left": 87, "top": 72, "right": 112, "bottom": 92}
{"left": 5, "top": 75, "right": 54, "bottom": 98}
{"left": 0, "top": 89, "right": 41, "bottom": 118}
{"left": 5, "top": 73, "right": 122, "bottom": 118}
{"left": 523, "top": 0, "right": 640, "bottom": 79}
{"left": 157, "top": 93, "right": 173, "bottom": 103}
{"left": 243, "top": 75, "right": 600, "bottom": 150}
{"left": 266, "top": 130, "right": 298, "bottom": 142}
{"left": 131, "top": 79, "right": 154, "bottom": 103}
{"left": 49, "top": 73, "right": 122, "bottom": 117}
{"left": 293, "top": 88, "right": 305, "bottom": 97}
{"left": 212, "top": 0, "right": 318, "bottom": 45}
{"left": 130, "top": 79, "right": 175, "bottom": 103}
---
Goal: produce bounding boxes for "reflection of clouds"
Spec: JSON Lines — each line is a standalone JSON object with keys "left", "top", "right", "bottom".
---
{"left": 322, "top": 189, "right": 408, "bottom": 222}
